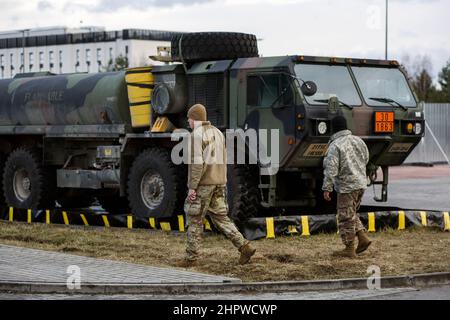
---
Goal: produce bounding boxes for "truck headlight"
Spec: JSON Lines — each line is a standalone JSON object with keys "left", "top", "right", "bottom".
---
{"left": 414, "top": 123, "right": 422, "bottom": 135}
{"left": 318, "top": 121, "right": 327, "bottom": 135}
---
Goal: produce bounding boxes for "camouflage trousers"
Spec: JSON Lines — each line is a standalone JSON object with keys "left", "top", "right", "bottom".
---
{"left": 337, "top": 189, "right": 366, "bottom": 245}
{"left": 184, "top": 185, "right": 248, "bottom": 261}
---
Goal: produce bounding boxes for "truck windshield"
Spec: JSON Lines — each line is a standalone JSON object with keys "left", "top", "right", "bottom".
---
{"left": 351, "top": 66, "right": 416, "bottom": 108}
{"left": 294, "top": 64, "right": 362, "bottom": 106}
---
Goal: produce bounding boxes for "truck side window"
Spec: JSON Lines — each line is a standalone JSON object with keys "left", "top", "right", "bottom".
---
{"left": 247, "top": 74, "right": 280, "bottom": 108}
{"left": 247, "top": 74, "right": 294, "bottom": 108}
{"left": 281, "top": 74, "right": 294, "bottom": 106}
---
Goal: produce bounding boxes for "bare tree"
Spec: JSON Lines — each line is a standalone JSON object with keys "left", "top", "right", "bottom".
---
{"left": 400, "top": 54, "right": 435, "bottom": 101}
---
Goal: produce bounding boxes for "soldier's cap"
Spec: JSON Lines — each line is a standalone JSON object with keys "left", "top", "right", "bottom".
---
{"left": 331, "top": 116, "right": 348, "bottom": 133}
{"left": 187, "top": 104, "right": 207, "bottom": 121}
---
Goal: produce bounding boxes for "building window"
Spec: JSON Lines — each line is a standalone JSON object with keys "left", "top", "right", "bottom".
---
{"left": 96, "top": 48, "right": 102, "bottom": 72}
{"left": 86, "top": 49, "right": 91, "bottom": 72}
{"left": 75, "top": 49, "right": 80, "bottom": 72}
{"left": 59, "top": 50, "right": 63, "bottom": 73}
{"left": 29, "top": 52, "right": 34, "bottom": 71}
{"left": 10, "top": 53, "right": 15, "bottom": 77}
{"left": 0, "top": 54, "right": 4, "bottom": 78}
{"left": 39, "top": 51, "right": 44, "bottom": 71}
{"left": 49, "top": 51, "right": 54, "bottom": 72}
{"left": 109, "top": 47, "right": 114, "bottom": 62}
{"left": 20, "top": 53, "right": 24, "bottom": 73}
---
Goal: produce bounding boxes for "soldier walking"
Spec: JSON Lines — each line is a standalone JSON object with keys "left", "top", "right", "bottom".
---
{"left": 323, "top": 116, "right": 372, "bottom": 258}
{"left": 178, "top": 104, "right": 256, "bottom": 267}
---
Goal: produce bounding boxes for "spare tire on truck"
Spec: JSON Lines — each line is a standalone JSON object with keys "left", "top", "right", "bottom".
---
{"left": 171, "top": 32, "right": 259, "bottom": 63}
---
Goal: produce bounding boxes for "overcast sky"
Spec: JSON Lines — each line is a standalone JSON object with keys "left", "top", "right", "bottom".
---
{"left": 1, "top": 0, "right": 449, "bottom": 81}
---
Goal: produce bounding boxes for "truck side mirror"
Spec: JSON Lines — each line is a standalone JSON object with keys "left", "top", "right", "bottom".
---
{"left": 301, "top": 81, "right": 317, "bottom": 96}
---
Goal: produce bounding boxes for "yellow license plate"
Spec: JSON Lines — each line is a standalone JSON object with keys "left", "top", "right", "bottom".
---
{"left": 374, "top": 112, "right": 394, "bottom": 133}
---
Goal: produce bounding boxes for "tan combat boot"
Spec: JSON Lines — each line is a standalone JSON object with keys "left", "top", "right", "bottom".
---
{"left": 332, "top": 241, "right": 357, "bottom": 259}
{"left": 176, "top": 259, "right": 198, "bottom": 268}
{"left": 356, "top": 230, "right": 372, "bottom": 254}
{"left": 239, "top": 242, "right": 256, "bottom": 265}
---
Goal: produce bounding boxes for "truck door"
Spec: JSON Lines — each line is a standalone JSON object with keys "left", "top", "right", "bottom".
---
{"left": 240, "top": 72, "right": 297, "bottom": 167}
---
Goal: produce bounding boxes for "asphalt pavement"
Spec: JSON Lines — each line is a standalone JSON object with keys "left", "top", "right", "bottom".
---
{"left": 0, "top": 285, "right": 448, "bottom": 300}
{"left": 362, "top": 165, "right": 450, "bottom": 211}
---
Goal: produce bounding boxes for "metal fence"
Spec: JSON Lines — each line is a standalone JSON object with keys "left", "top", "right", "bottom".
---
{"left": 405, "top": 103, "right": 450, "bottom": 164}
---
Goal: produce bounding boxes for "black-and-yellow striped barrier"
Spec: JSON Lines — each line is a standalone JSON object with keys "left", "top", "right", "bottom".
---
{"left": 0, "top": 207, "right": 214, "bottom": 233}
{"left": 1, "top": 207, "right": 448, "bottom": 241}
{"left": 242, "top": 210, "right": 450, "bottom": 240}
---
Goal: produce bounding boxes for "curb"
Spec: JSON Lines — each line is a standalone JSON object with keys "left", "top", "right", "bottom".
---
{"left": 1, "top": 272, "right": 449, "bottom": 295}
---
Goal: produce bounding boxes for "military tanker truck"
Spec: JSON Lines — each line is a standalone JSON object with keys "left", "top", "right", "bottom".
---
{"left": 0, "top": 32, "right": 424, "bottom": 222}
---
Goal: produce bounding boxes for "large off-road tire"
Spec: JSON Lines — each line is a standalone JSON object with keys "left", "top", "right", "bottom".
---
{"left": 171, "top": 32, "right": 259, "bottom": 63}
{"left": 3, "top": 147, "right": 56, "bottom": 209}
{"left": 97, "top": 194, "right": 130, "bottom": 215}
{"left": 227, "top": 164, "right": 260, "bottom": 225}
{"left": 127, "top": 148, "right": 186, "bottom": 218}
{"left": 57, "top": 189, "right": 96, "bottom": 209}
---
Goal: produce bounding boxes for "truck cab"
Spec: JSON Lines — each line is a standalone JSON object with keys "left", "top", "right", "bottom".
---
{"left": 175, "top": 54, "right": 423, "bottom": 220}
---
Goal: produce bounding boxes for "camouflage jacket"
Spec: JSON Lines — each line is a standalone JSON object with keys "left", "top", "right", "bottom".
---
{"left": 322, "top": 130, "right": 369, "bottom": 193}
{"left": 188, "top": 121, "right": 227, "bottom": 190}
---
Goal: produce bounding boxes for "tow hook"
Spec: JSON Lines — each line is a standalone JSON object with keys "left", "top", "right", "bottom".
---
{"left": 369, "top": 165, "right": 389, "bottom": 202}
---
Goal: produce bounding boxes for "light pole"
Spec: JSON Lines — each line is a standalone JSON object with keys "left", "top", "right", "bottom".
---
{"left": 385, "top": 0, "right": 388, "bottom": 60}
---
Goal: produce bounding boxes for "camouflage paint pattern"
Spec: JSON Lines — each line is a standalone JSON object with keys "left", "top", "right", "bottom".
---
{"left": 228, "top": 55, "right": 424, "bottom": 169}
{"left": 0, "top": 72, "right": 130, "bottom": 128}
{"left": 0, "top": 54, "right": 423, "bottom": 170}
{"left": 0, "top": 51, "right": 426, "bottom": 213}
{"left": 337, "top": 189, "right": 366, "bottom": 245}
{"left": 184, "top": 185, "right": 248, "bottom": 261}
{"left": 322, "top": 130, "right": 369, "bottom": 193}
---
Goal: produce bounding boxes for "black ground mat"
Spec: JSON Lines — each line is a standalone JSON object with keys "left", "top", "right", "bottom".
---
{"left": 0, "top": 206, "right": 448, "bottom": 241}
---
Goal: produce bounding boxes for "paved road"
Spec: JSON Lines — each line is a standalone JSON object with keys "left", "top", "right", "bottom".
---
{"left": 362, "top": 165, "right": 450, "bottom": 211}
{"left": 0, "top": 245, "right": 239, "bottom": 285}
{"left": 0, "top": 285, "right": 448, "bottom": 300}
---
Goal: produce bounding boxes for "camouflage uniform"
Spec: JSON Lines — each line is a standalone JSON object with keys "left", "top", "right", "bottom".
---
{"left": 184, "top": 185, "right": 248, "bottom": 261}
{"left": 336, "top": 190, "right": 366, "bottom": 245}
{"left": 185, "top": 120, "right": 248, "bottom": 261}
{"left": 322, "top": 129, "right": 369, "bottom": 245}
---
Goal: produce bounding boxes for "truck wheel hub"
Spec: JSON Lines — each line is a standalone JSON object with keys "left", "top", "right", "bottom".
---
{"left": 13, "top": 168, "right": 31, "bottom": 202}
{"left": 141, "top": 171, "right": 164, "bottom": 210}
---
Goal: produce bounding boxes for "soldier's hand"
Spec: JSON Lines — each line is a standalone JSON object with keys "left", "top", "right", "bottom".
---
{"left": 323, "top": 191, "right": 332, "bottom": 202}
{"left": 188, "top": 189, "right": 197, "bottom": 203}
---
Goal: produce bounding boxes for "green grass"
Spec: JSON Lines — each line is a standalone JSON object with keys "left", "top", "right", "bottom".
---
{"left": 0, "top": 221, "right": 448, "bottom": 282}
